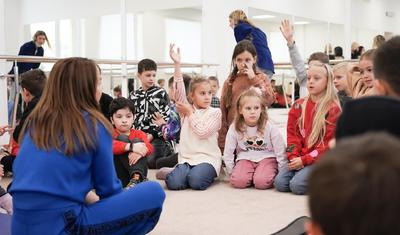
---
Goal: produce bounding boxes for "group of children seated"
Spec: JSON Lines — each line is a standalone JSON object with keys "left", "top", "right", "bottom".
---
{"left": 1, "top": 24, "right": 400, "bottom": 234}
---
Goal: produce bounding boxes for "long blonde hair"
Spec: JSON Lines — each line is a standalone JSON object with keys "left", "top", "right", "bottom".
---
{"left": 299, "top": 63, "right": 340, "bottom": 148}
{"left": 229, "top": 9, "right": 256, "bottom": 27}
{"left": 234, "top": 88, "right": 268, "bottom": 136}
{"left": 19, "top": 57, "right": 113, "bottom": 156}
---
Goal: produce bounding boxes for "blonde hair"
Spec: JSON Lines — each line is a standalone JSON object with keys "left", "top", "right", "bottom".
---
{"left": 234, "top": 88, "right": 268, "bottom": 136}
{"left": 333, "top": 62, "right": 349, "bottom": 72}
{"left": 19, "top": 57, "right": 113, "bottom": 155}
{"left": 299, "top": 63, "right": 340, "bottom": 148}
{"left": 188, "top": 76, "right": 210, "bottom": 104}
{"left": 229, "top": 10, "right": 255, "bottom": 27}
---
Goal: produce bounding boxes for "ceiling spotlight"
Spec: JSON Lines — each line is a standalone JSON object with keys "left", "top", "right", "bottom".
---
{"left": 294, "top": 21, "right": 310, "bottom": 25}
{"left": 252, "top": 15, "right": 276, "bottom": 19}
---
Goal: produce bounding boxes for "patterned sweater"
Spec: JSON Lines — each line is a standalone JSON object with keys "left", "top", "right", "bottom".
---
{"left": 130, "top": 86, "right": 170, "bottom": 138}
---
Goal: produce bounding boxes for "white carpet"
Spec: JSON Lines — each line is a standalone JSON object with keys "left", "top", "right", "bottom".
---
{"left": 149, "top": 170, "right": 308, "bottom": 235}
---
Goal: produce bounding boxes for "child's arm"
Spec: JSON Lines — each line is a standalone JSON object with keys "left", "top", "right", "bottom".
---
{"left": 188, "top": 108, "right": 222, "bottom": 139}
{"left": 300, "top": 104, "right": 341, "bottom": 166}
{"left": 280, "top": 20, "right": 307, "bottom": 86}
{"left": 134, "top": 130, "right": 154, "bottom": 156}
{"left": 269, "top": 123, "right": 288, "bottom": 168}
{"left": 286, "top": 101, "right": 304, "bottom": 162}
{"left": 252, "top": 73, "right": 275, "bottom": 107}
{"left": 112, "top": 139, "right": 130, "bottom": 155}
{"left": 93, "top": 124, "right": 123, "bottom": 197}
{"left": 169, "top": 44, "right": 188, "bottom": 104}
{"left": 223, "top": 125, "right": 237, "bottom": 175}
{"left": 218, "top": 80, "right": 229, "bottom": 151}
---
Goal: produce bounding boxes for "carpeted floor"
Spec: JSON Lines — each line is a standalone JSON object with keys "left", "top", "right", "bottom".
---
{"left": 1, "top": 170, "right": 308, "bottom": 235}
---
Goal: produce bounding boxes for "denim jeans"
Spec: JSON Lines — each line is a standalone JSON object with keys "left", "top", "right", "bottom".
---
{"left": 274, "top": 165, "right": 313, "bottom": 195}
{"left": 165, "top": 163, "right": 217, "bottom": 190}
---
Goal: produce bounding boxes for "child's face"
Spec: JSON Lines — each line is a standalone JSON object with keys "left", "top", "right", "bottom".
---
{"left": 239, "top": 96, "right": 262, "bottom": 127}
{"left": 209, "top": 80, "right": 219, "bottom": 96}
{"left": 111, "top": 107, "right": 134, "bottom": 134}
{"left": 229, "top": 18, "right": 235, "bottom": 28}
{"left": 234, "top": 51, "right": 256, "bottom": 75}
{"left": 359, "top": 58, "right": 374, "bottom": 88}
{"left": 307, "top": 65, "right": 328, "bottom": 99}
{"left": 190, "top": 82, "right": 212, "bottom": 109}
{"left": 113, "top": 91, "right": 122, "bottom": 98}
{"left": 138, "top": 70, "right": 156, "bottom": 90}
{"left": 333, "top": 68, "right": 348, "bottom": 92}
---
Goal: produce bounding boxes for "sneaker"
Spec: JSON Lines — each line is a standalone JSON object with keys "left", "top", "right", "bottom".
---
{"left": 125, "top": 178, "right": 140, "bottom": 189}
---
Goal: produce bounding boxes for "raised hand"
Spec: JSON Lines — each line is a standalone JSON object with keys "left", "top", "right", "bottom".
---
{"left": 280, "top": 19, "right": 295, "bottom": 45}
{"left": 169, "top": 43, "right": 181, "bottom": 64}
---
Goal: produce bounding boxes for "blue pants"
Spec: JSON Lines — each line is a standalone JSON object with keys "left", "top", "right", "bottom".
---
{"left": 274, "top": 166, "right": 313, "bottom": 195}
{"left": 165, "top": 163, "right": 217, "bottom": 190}
{"left": 12, "top": 181, "right": 165, "bottom": 235}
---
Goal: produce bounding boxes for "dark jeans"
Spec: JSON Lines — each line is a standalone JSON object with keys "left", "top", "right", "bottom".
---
{"left": 165, "top": 163, "right": 217, "bottom": 190}
{"left": 147, "top": 138, "right": 167, "bottom": 169}
{"left": 156, "top": 153, "right": 178, "bottom": 169}
{"left": 114, "top": 154, "right": 148, "bottom": 187}
{"left": 114, "top": 135, "right": 148, "bottom": 187}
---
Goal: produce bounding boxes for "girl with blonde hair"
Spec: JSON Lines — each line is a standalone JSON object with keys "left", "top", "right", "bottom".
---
{"left": 274, "top": 63, "right": 341, "bottom": 195}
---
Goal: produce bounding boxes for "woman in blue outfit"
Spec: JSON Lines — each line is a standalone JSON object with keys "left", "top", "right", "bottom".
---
{"left": 229, "top": 10, "right": 275, "bottom": 79}
{"left": 9, "top": 31, "right": 50, "bottom": 75}
{"left": 9, "top": 57, "right": 165, "bottom": 235}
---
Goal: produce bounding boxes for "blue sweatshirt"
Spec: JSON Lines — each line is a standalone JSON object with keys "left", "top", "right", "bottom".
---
{"left": 234, "top": 21, "right": 274, "bottom": 74}
{"left": 9, "top": 113, "right": 122, "bottom": 210}
{"left": 9, "top": 41, "right": 44, "bottom": 74}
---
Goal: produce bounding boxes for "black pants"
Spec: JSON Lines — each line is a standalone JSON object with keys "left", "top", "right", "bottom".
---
{"left": 114, "top": 135, "right": 148, "bottom": 187}
{"left": 147, "top": 138, "right": 167, "bottom": 169}
{"left": 114, "top": 153, "right": 148, "bottom": 187}
{"left": 156, "top": 152, "right": 178, "bottom": 168}
{"left": 1, "top": 155, "right": 15, "bottom": 173}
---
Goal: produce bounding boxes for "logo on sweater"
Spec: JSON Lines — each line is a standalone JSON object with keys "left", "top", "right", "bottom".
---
{"left": 243, "top": 136, "right": 268, "bottom": 151}
{"left": 286, "top": 144, "right": 296, "bottom": 153}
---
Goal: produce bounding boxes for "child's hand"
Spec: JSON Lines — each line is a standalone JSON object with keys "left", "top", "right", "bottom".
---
{"left": 243, "top": 62, "right": 256, "bottom": 79}
{"left": 0, "top": 125, "right": 12, "bottom": 136}
{"left": 280, "top": 19, "right": 294, "bottom": 45}
{"left": 132, "top": 143, "right": 148, "bottom": 156}
{"left": 0, "top": 164, "right": 4, "bottom": 178}
{"left": 176, "top": 102, "right": 194, "bottom": 117}
{"left": 152, "top": 112, "right": 167, "bottom": 126}
{"left": 128, "top": 152, "right": 143, "bottom": 166}
{"left": 169, "top": 43, "right": 181, "bottom": 64}
{"left": 287, "top": 157, "right": 304, "bottom": 170}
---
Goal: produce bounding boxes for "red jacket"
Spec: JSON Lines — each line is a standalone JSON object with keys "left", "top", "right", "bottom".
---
{"left": 286, "top": 98, "right": 341, "bottom": 166}
{"left": 112, "top": 129, "right": 153, "bottom": 156}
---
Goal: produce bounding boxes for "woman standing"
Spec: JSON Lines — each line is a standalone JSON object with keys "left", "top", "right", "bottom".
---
{"left": 229, "top": 10, "right": 274, "bottom": 79}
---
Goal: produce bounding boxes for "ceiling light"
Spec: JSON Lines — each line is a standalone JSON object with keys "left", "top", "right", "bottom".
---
{"left": 294, "top": 21, "right": 310, "bottom": 25}
{"left": 252, "top": 15, "right": 276, "bottom": 19}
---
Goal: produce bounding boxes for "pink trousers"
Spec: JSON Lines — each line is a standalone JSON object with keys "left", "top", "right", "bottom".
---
{"left": 230, "top": 158, "right": 278, "bottom": 189}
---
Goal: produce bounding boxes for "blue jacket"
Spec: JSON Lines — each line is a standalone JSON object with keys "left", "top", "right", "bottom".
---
{"left": 10, "top": 113, "right": 122, "bottom": 210}
{"left": 234, "top": 21, "right": 274, "bottom": 74}
{"left": 9, "top": 41, "right": 44, "bottom": 74}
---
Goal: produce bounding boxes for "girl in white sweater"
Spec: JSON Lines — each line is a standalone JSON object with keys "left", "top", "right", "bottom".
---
{"left": 165, "top": 44, "right": 222, "bottom": 190}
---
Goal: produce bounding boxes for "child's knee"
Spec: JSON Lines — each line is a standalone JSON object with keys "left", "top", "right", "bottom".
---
{"left": 187, "top": 175, "right": 213, "bottom": 190}
{"left": 230, "top": 175, "right": 251, "bottom": 189}
{"left": 165, "top": 174, "right": 187, "bottom": 190}
{"left": 289, "top": 180, "right": 307, "bottom": 195}
{"left": 253, "top": 175, "right": 275, "bottom": 190}
{"left": 274, "top": 175, "right": 290, "bottom": 192}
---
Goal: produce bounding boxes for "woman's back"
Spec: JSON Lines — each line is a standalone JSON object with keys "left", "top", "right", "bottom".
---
{"left": 10, "top": 113, "right": 121, "bottom": 210}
